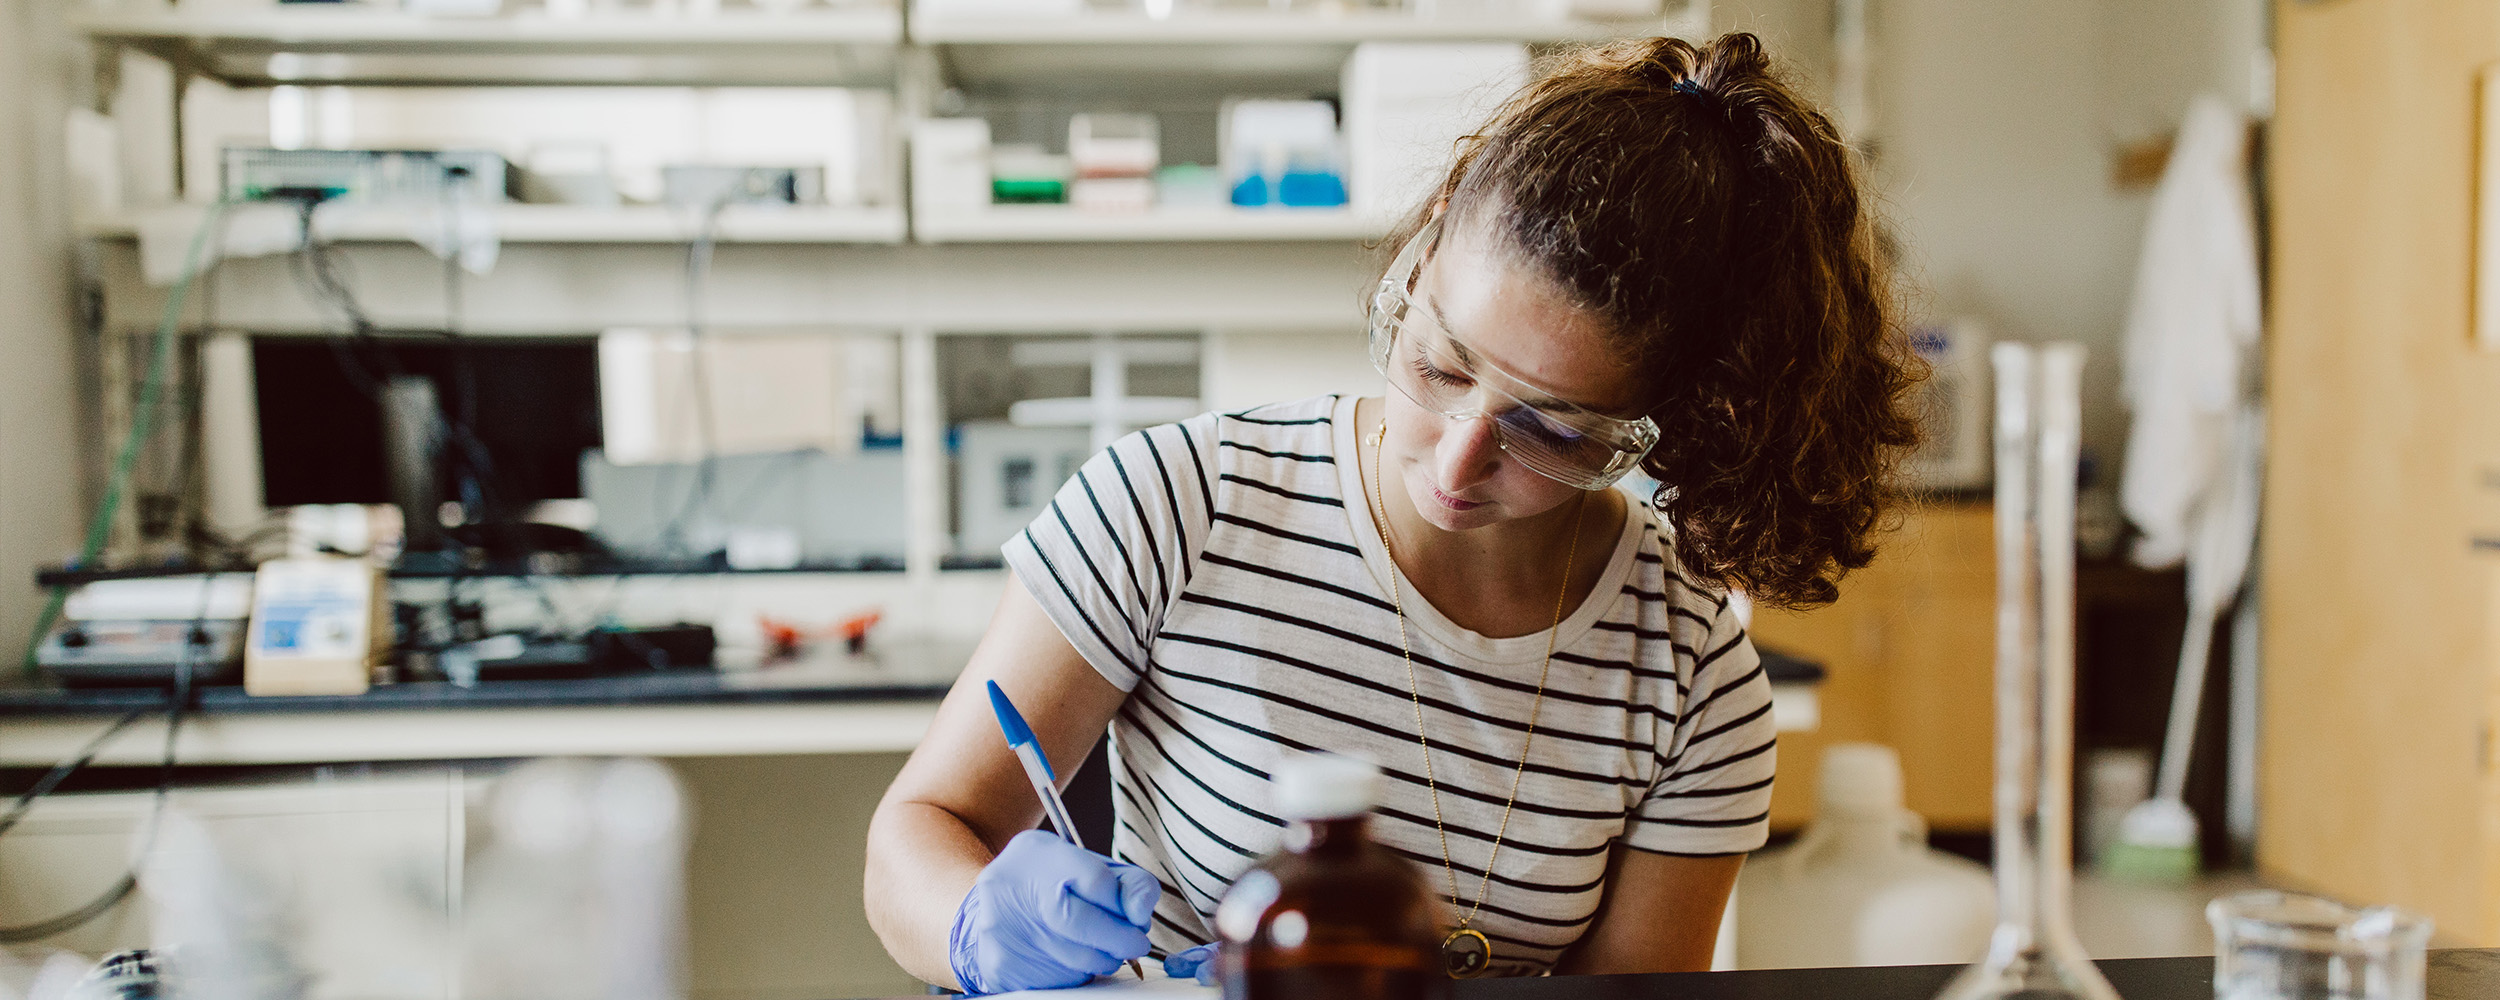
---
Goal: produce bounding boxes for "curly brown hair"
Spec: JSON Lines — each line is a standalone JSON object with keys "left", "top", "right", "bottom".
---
{"left": 1397, "top": 31, "right": 1922, "bottom": 609}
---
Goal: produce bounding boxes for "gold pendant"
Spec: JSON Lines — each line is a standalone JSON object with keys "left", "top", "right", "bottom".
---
{"left": 1441, "top": 927, "right": 1492, "bottom": 979}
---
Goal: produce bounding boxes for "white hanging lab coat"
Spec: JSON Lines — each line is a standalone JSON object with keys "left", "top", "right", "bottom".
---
{"left": 2119, "top": 93, "right": 2263, "bottom": 606}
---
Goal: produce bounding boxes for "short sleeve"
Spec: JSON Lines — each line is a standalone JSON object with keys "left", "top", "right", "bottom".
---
{"left": 1624, "top": 600, "right": 1778, "bottom": 856}
{"left": 1002, "top": 415, "right": 1220, "bottom": 692}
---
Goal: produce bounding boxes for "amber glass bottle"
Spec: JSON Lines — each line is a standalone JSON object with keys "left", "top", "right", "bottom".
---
{"left": 1213, "top": 755, "right": 1444, "bottom": 1000}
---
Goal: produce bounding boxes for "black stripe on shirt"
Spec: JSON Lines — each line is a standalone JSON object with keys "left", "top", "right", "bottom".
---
{"left": 1114, "top": 792, "right": 1230, "bottom": 906}
{"left": 1135, "top": 673, "right": 1643, "bottom": 846}
{"left": 1021, "top": 534, "right": 1141, "bottom": 679}
{"left": 1685, "top": 699, "right": 1773, "bottom": 750}
{"left": 1067, "top": 481, "right": 1154, "bottom": 647}
{"left": 1648, "top": 774, "right": 1774, "bottom": 799}
{"left": 1635, "top": 809, "right": 1772, "bottom": 829}
{"left": 1221, "top": 440, "right": 1335, "bottom": 464}
{"left": 1685, "top": 659, "right": 1766, "bottom": 719}
{"left": 1665, "top": 736, "right": 1775, "bottom": 782}
{"left": 1550, "top": 650, "right": 1687, "bottom": 687}
{"left": 1142, "top": 659, "right": 1645, "bottom": 821}
{"left": 1139, "top": 429, "right": 1194, "bottom": 592}
{"left": 1224, "top": 411, "right": 1332, "bottom": 426}
{"left": 1219, "top": 473, "right": 1343, "bottom": 508}
{"left": 1210, "top": 511, "right": 1361, "bottom": 557}
{"left": 1106, "top": 447, "right": 1173, "bottom": 614}
{"left": 1160, "top": 605, "right": 1670, "bottom": 730}
{"left": 1175, "top": 421, "right": 1217, "bottom": 526}
{"left": 1199, "top": 550, "right": 1395, "bottom": 613}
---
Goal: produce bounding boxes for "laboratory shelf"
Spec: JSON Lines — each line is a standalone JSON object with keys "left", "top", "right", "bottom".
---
{"left": 918, "top": 5, "right": 1704, "bottom": 90}
{"left": 34, "top": 555, "right": 910, "bottom": 589}
{"left": 912, "top": 205, "right": 1384, "bottom": 243}
{"left": 70, "top": 7, "right": 903, "bottom": 85}
{"left": 80, "top": 202, "right": 910, "bottom": 246}
{"left": 910, "top": 9, "right": 1684, "bottom": 45}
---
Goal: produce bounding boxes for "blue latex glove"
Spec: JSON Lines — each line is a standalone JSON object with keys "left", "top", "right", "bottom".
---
{"left": 1161, "top": 943, "right": 1219, "bottom": 986}
{"left": 950, "top": 830, "right": 1161, "bottom": 995}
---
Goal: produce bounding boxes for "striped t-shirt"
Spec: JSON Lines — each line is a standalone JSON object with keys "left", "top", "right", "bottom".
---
{"left": 1002, "top": 394, "right": 1776, "bottom": 976}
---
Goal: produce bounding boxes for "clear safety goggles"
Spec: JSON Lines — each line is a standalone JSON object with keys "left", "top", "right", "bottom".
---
{"left": 1367, "top": 217, "right": 1661, "bottom": 491}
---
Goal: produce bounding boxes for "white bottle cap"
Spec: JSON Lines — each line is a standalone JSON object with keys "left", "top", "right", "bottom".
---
{"left": 1273, "top": 753, "right": 1378, "bottom": 820}
{"left": 1817, "top": 742, "right": 1906, "bottom": 816}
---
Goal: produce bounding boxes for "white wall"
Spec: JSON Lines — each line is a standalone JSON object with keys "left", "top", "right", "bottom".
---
{"left": 1722, "top": 0, "right": 2267, "bottom": 498}
{"left": 0, "top": 0, "right": 86, "bottom": 666}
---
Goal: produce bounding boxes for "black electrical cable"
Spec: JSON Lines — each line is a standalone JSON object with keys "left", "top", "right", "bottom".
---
{"left": 283, "top": 189, "right": 557, "bottom": 650}
{"left": 651, "top": 195, "right": 732, "bottom": 558}
{"left": 0, "top": 581, "right": 203, "bottom": 943}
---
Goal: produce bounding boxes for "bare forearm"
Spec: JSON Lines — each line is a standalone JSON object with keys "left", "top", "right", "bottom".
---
{"left": 864, "top": 799, "right": 997, "bottom": 989}
{"left": 1553, "top": 849, "right": 1741, "bottom": 975}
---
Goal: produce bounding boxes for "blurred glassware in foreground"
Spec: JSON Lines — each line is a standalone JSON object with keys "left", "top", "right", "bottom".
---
{"left": 1934, "top": 343, "right": 2119, "bottom": 1000}
{"left": 2208, "top": 892, "right": 2431, "bottom": 1000}
{"left": 463, "top": 758, "right": 688, "bottom": 1000}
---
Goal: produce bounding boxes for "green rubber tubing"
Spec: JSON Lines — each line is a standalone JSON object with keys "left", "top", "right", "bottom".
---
{"left": 19, "top": 202, "right": 229, "bottom": 675}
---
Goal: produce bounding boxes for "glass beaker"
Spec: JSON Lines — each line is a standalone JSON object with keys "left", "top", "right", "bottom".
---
{"left": 2208, "top": 892, "right": 2432, "bottom": 1000}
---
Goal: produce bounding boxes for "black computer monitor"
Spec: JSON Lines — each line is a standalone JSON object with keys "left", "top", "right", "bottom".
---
{"left": 253, "top": 335, "right": 603, "bottom": 512}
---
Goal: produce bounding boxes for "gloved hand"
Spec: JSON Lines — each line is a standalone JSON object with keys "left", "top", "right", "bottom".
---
{"left": 949, "top": 830, "right": 1161, "bottom": 995}
{"left": 1161, "top": 943, "right": 1219, "bottom": 986}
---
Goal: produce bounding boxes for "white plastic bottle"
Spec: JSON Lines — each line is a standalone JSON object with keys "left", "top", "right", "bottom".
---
{"left": 1735, "top": 743, "right": 1997, "bottom": 969}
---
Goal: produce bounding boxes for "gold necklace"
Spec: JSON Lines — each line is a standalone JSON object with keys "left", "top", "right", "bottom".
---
{"left": 1368, "top": 422, "right": 1585, "bottom": 979}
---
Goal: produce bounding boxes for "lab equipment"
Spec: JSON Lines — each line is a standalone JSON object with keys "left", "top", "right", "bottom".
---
{"left": 381, "top": 376, "right": 448, "bottom": 553}
{"left": 1901, "top": 319, "right": 1993, "bottom": 490}
{"left": 587, "top": 624, "right": 717, "bottom": 672}
{"left": 993, "top": 145, "right": 1074, "bottom": 204}
{"left": 1070, "top": 113, "right": 1159, "bottom": 213}
{"left": 35, "top": 575, "right": 256, "bottom": 688}
{"left": 957, "top": 421, "right": 1091, "bottom": 558}
{"left": 1212, "top": 754, "right": 1441, "bottom": 997}
{"left": 960, "top": 680, "right": 1155, "bottom": 990}
{"left": 1340, "top": 44, "right": 1529, "bottom": 221}
{"left": 1737, "top": 743, "right": 1996, "bottom": 969}
{"left": 518, "top": 142, "right": 620, "bottom": 206}
{"left": 2207, "top": 892, "right": 2431, "bottom": 1000}
{"left": 1933, "top": 343, "right": 2118, "bottom": 1000}
{"left": 243, "top": 557, "right": 388, "bottom": 696}
{"left": 659, "top": 165, "right": 825, "bottom": 207}
{"left": 912, "top": 118, "right": 994, "bottom": 215}
{"left": 1220, "top": 100, "right": 1346, "bottom": 209}
{"left": 1071, "top": 113, "right": 1159, "bottom": 177}
{"left": 580, "top": 447, "right": 908, "bottom": 566}
{"left": 252, "top": 336, "right": 603, "bottom": 511}
{"left": 221, "top": 147, "right": 512, "bottom": 205}
{"left": 1154, "top": 164, "right": 1227, "bottom": 211}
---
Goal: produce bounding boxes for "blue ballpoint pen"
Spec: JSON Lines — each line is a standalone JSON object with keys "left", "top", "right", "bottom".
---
{"left": 986, "top": 680, "right": 1147, "bottom": 982}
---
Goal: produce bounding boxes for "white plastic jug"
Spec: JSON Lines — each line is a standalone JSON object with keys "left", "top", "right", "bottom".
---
{"left": 1736, "top": 743, "right": 1997, "bottom": 969}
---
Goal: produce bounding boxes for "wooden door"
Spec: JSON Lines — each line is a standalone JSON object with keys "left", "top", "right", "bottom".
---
{"left": 2265, "top": 0, "right": 2500, "bottom": 945}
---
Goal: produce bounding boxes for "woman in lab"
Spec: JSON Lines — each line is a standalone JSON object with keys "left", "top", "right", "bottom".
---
{"left": 866, "top": 32, "right": 1918, "bottom": 992}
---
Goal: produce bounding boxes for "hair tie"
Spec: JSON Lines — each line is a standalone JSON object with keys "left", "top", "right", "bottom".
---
{"left": 1670, "top": 78, "right": 1735, "bottom": 123}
